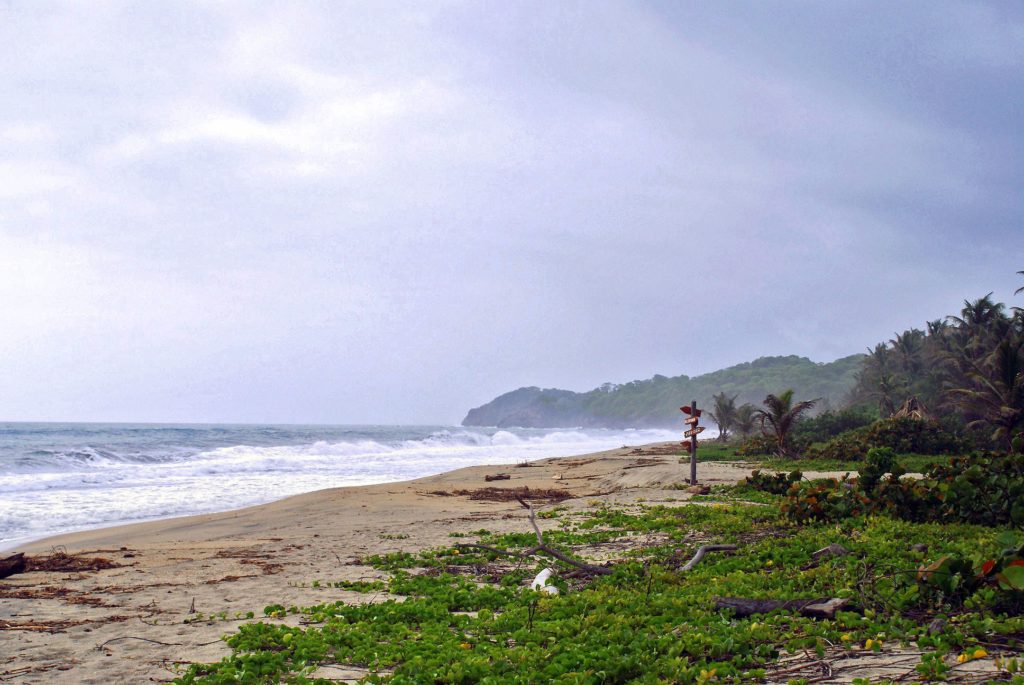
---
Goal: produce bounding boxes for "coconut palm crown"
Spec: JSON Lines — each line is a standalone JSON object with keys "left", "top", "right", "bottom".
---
{"left": 755, "top": 389, "right": 819, "bottom": 458}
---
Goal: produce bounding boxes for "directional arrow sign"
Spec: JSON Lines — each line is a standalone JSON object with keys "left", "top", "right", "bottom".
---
{"left": 684, "top": 416, "right": 700, "bottom": 425}
{"left": 684, "top": 426, "right": 705, "bottom": 438}
{"left": 680, "top": 406, "right": 703, "bottom": 417}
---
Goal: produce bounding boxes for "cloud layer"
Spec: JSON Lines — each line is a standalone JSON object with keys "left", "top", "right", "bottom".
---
{"left": 1, "top": 1, "right": 1021, "bottom": 423}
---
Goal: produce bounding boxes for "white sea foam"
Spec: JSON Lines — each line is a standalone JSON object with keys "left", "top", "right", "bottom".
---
{"left": 0, "top": 426, "right": 680, "bottom": 549}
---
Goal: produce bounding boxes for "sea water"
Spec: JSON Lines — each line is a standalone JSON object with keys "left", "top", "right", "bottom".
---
{"left": 0, "top": 423, "right": 679, "bottom": 550}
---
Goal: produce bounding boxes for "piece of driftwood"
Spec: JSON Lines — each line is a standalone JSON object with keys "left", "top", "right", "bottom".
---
{"left": 801, "top": 543, "right": 851, "bottom": 570}
{"left": 811, "top": 543, "right": 850, "bottom": 560}
{"left": 680, "top": 545, "right": 737, "bottom": 571}
{"left": 484, "top": 473, "right": 511, "bottom": 482}
{"left": 0, "top": 553, "right": 26, "bottom": 579}
{"left": 714, "top": 597, "right": 851, "bottom": 620}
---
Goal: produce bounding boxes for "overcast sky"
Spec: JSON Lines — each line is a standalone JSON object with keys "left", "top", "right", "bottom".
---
{"left": 1, "top": 1, "right": 1021, "bottom": 424}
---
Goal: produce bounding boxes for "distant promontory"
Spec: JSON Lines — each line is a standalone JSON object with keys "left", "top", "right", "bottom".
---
{"left": 462, "top": 354, "right": 864, "bottom": 429}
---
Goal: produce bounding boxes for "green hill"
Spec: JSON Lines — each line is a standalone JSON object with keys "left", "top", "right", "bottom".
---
{"left": 462, "top": 354, "right": 865, "bottom": 428}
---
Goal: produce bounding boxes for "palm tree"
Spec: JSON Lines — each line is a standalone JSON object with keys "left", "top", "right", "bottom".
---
{"left": 945, "top": 320, "right": 1024, "bottom": 450}
{"left": 856, "top": 343, "right": 900, "bottom": 416}
{"left": 949, "top": 293, "right": 1005, "bottom": 330}
{"left": 891, "top": 329, "right": 925, "bottom": 376}
{"left": 754, "top": 390, "right": 820, "bottom": 458}
{"left": 707, "top": 392, "right": 738, "bottom": 442}
{"left": 948, "top": 294, "right": 1008, "bottom": 360}
{"left": 733, "top": 403, "right": 758, "bottom": 438}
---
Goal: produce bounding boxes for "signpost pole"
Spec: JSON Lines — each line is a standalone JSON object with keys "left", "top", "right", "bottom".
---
{"left": 689, "top": 400, "right": 698, "bottom": 484}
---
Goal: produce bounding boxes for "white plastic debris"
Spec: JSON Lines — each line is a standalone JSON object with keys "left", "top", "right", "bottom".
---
{"left": 531, "top": 567, "right": 559, "bottom": 594}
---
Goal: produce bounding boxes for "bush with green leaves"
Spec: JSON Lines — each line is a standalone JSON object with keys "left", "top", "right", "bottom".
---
{"left": 805, "top": 417, "right": 967, "bottom": 462}
{"left": 743, "top": 468, "right": 803, "bottom": 495}
{"left": 916, "top": 533, "right": 1024, "bottom": 611}
{"left": 782, "top": 450, "right": 1024, "bottom": 529}
{"left": 791, "top": 406, "right": 877, "bottom": 444}
{"left": 735, "top": 433, "right": 775, "bottom": 456}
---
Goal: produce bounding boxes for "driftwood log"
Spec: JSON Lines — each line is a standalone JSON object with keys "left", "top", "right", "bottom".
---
{"left": 0, "top": 553, "right": 26, "bottom": 579}
{"left": 801, "top": 543, "right": 851, "bottom": 570}
{"left": 714, "top": 597, "right": 851, "bottom": 620}
{"left": 484, "top": 473, "right": 511, "bottom": 482}
{"left": 681, "top": 545, "right": 737, "bottom": 571}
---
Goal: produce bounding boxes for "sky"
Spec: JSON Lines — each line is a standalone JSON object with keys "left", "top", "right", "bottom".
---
{"left": 1, "top": 1, "right": 1022, "bottom": 424}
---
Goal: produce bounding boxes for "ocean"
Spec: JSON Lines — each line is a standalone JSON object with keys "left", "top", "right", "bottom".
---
{"left": 0, "top": 423, "right": 680, "bottom": 550}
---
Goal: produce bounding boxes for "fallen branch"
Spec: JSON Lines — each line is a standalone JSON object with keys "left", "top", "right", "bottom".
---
{"left": 455, "top": 500, "right": 613, "bottom": 576}
{"left": 680, "top": 545, "right": 737, "bottom": 571}
{"left": 520, "top": 497, "right": 614, "bottom": 575}
{"left": 714, "top": 597, "right": 851, "bottom": 620}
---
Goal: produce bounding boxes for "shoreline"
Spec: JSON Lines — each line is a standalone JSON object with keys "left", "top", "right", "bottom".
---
{"left": 1, "top": 424, "right": 686, "bottom": 554}
{"left": 1, "top": 441, "right": 762, "bottom": 684}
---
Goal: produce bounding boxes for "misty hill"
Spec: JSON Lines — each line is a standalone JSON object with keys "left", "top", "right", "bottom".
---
{"left": 462, "top": 354, "right": 865, "bottom": 429}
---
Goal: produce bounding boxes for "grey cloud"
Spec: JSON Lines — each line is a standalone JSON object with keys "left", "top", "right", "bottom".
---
{"left": 0, "top": 1, "right": 1021, "bottom": 423}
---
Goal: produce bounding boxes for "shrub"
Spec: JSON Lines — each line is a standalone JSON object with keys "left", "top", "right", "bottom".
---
{"left": 805, "top": 417, "right": 966, "bottom": 462}
{"left": 744, "top": 469, "right": 803, "bottom": 495}
{"left": 782, "top": 451, "right": 1024, "bottom": 528}
{"left": 735, "top": 434, "right": 775, "bottom": 456}
{"left": 791, "top": 406, "right": 877, "bottom": 445}
{"left": 736, "top": 433, "right": 809, "bottom": 457}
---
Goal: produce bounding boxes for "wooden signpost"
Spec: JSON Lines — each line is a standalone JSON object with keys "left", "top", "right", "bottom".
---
{"left": 680, "top": 402, "right": 702, "bottom": 484}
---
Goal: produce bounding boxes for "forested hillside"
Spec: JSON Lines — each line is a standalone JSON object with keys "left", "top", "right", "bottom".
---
{"left": 462, "top": 354, "right": 864, "bottom": 428}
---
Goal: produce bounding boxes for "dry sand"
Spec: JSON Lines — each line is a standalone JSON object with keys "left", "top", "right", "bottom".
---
{"left": 0, "top": 444, "right": 1007, "bottom": 684}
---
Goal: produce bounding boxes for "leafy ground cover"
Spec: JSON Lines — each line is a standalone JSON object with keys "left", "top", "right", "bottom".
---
{"left": 172, "top": 489, "right": 1024, "bottom": 684}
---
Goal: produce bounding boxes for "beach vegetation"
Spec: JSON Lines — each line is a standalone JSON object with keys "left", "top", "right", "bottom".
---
{"left": 173, "top": 482, "right": 1024, "bottom": 685}
{"left": 804, "top": 416, "right": 966, "bottom": 462}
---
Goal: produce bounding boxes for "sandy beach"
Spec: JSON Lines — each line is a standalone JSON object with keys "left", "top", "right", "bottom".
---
{"left": 3, "top": 442, "right": 773, "bottom": 684}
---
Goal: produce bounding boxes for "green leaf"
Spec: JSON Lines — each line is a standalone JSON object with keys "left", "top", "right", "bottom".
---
{"left": 996, "top": 565, "right": 1024, "bottom": 591}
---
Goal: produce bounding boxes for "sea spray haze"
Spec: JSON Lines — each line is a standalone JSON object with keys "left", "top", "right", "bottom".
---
{"left": 0, "top": 423, "right": 678, "bottom": 549}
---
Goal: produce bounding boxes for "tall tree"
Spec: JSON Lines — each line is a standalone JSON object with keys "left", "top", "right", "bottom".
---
{"left": 734, "top": 403, "right": 758, "bottom": 438}
{"left": 944, "top": 311, "right": 1024, "bottom": 449}
{"left": 891, "top": 329, "right": 925, "bottom": 377}
{"left": 707, "top": 392, "right": 738, "bottom": 442}
{"left": 755, "top": 389, "right": 819, "bottom": 459}
{"left": 856, "top": 343, "right": 899, "bottom": 416}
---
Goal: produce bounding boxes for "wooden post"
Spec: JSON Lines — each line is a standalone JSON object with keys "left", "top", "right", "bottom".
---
{"left": 680, "top": 402, "right": 702, "bottom": 484}
{"left": 689, "top": 400, "right": 698, "bottom": 484}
